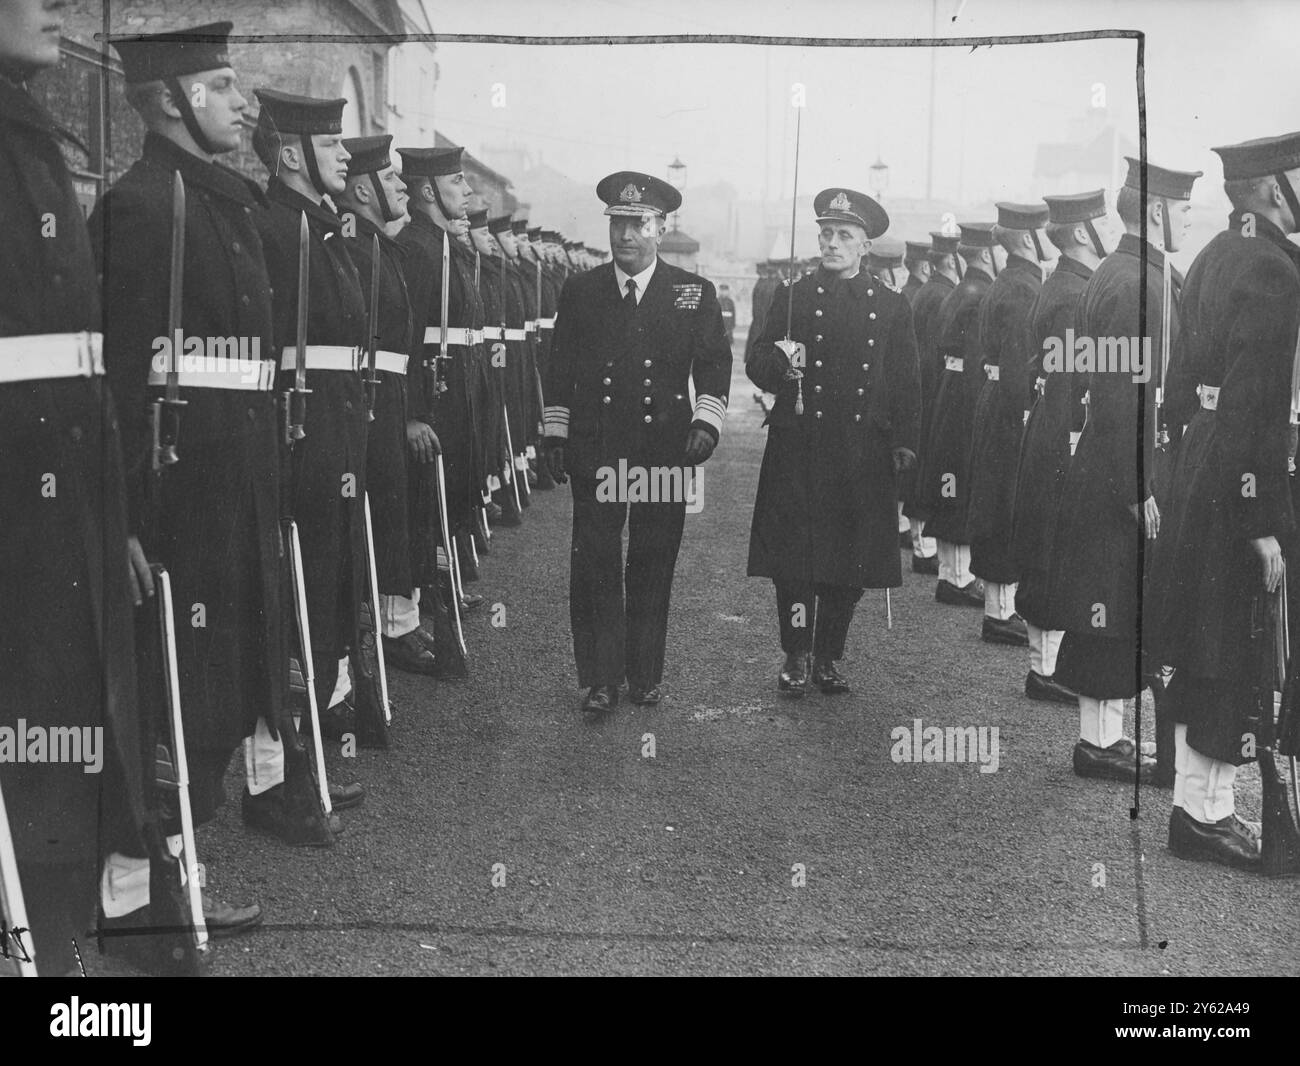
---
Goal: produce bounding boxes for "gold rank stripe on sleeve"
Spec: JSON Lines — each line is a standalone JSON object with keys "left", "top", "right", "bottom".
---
{"left": 692, "top": 393, "right": 728, "bottom": 437}
{"left": 544, "top": 404, "right": 570, "bottom": 439}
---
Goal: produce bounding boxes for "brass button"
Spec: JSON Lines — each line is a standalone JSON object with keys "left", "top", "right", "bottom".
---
{"left": 857, "top": 387, "right": 865, "bottom": 396}
{"left": 869, "top": 312, "right": 877, "bottom": 320}
{"left": 867, "top": 289, "right": 874, "bottom": 297}
{"left": 603, "top": 396, "right": 611, "bottom": 405}
{"left": 643, "top": 359, "right": 652, "bottom": 368}
{"left": 643, "top": 414, "right": 652, "bottom": 423}
{"left": 862, "top": 363, "right": 869, "bottom": 371}
{"left": 643, "top": 397, "right": 652, "bottom": 405}
{"left": 813, "top": 385, "right": 822, "bottom": 393}
{"left": 241, "top": 294, "right": 251, "bottom": 306}
{"left": 814, "top": 360, "right": 823, "bottom": 368}
{"left": 814, "top": 309, "right": 823, "bottom": 317}
{"left": 232, "top": 240, "right": 242, "bottom": 254}
{"left": 854, "top": 414, "right": 862, "bottom": 422}
{"left": 815, "top": 334, "right": 823, "bottom": 342}
{"left": 643, "top": 378, "right": 651, "bottom": 387}
{"left": 817, "top": 286, "right": 825, "bottom": 294}
{"left": 814, "top": 410, "right": 823, "bottom": 419}
{"left": 868, "top": 338, "right": 875, "bottom": 347}
{"left": 603, "top": 377, "right": 611, "bottom": 385}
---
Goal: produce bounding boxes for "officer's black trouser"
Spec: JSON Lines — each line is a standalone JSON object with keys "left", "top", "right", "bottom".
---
{"left": 569, "top": 475, "right": 686, "bottom": 689}
{"left": 14, "top": 860, "right": 96, "bottom": 975}
{"left": 775, "top": 581, "right": 864, "bottom": 660}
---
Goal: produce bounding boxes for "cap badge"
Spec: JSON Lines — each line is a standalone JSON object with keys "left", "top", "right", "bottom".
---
{"left": 620, "top": 183, "right": 642, "bottom": 203}
{"left": 829, "top": 191, "right": 851, "bottom": 212}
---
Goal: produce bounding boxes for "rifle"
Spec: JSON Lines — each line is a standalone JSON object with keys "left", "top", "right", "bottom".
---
{"left": 151, "top": 565, "right": 209, "bottom": 950}
{"left": 351, "top": 492, "right": 392, "bottom": 746}
{"left": 0, "top": 772, "right": 35, "bottom": 975}
{"left": 363, "top": 232, "right": 381, "bottom": 422}
{"left": 1260, "top": 579, "right": 1300, "bottom": 875}
{"left": 434, "top": 453, "right": 468, "bottom": 658}
{"left": 282, "top": 519, "right": 333, "bottom": 815}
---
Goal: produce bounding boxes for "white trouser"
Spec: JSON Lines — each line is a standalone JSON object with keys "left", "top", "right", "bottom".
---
{"left": 984, "top": 581, "right": 1017, "bottom": 621}
{"left": 909, "top": 518, "right": 937, "bottom": 558}
{"left": 244, "top": 717, "right": 285, "bottom": 796}
{"left": 329, "top": 655, "right": 351, "bottom": 707}
{"left": 1174, "top": 723, "right": 1236, "bottom": 822}
{"left": 1026, "top": 623, "right": 1063, "bottom": 676}
{"left": 897, "top": 500, "right": 910, "bottom": 534}
{"left": 380, "top": 589, "right": 420, "bottom": 639}
{"left": 1079, "top": 696, "right": 1125, "bottom": 749}
{"left": 936, "top": 540, "right": 973, "bottom": 586}
{"left": 100, "top": 834, "right": 185, "bottom": 918}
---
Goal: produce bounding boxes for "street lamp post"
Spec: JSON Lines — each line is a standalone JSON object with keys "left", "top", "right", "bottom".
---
{"left": 667, "top": 155, "right": 687, "bottom": 231}
{"left": 869, "top": 156, "right": 889, "bottom": 202}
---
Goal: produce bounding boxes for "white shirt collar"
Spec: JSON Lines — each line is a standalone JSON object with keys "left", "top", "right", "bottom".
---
{"left": 614, "top": 257, "right": 657, "bottom": 304}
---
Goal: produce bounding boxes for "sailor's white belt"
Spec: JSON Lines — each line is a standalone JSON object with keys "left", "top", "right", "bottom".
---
{"left": 149, "top": 360, "right": 277, "bottom": 391}
{"left": 504, "top": 328, "right": 526, "bottom": 341}
{"left": 423, "top": 327, "right": 483, "bottom": 346}
{"left": 0, "top": 331, "right": 103, "bottom": 383}
{"left": 279, "top": 345, "right": 360, "bottom": 372}
{"left": 1199, "top": 384, "right": 1219, "bottom": 411}
{"left": 482, "top": 326, "right": 504, "bottom": 341}
{"left": 367, "top": 350, "right": 408, "bottom": 376}
{"left": 945, "top": 356, "right": 964, "bottom": 373}
{"left": 538, "top": 316, "right": 556, "bottom": 330}
{"left": 524, "top": 322, "right": 538, "bottom": 334}
{"left": 985, "top": 364, "right": 1000, "bottom": 381}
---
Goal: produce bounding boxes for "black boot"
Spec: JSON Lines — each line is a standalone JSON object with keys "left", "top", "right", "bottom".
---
{"left": 812, "top": 657, "right": 850, "bottom": 694}
{"left": 778, "top": 651, "right": 810, "bottom": 695}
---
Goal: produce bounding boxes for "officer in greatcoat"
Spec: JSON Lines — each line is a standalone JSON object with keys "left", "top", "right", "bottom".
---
{"left": 919, "top": 222, "right": 1003, "bottom": 608}
{"left": 544, "top": 171, "right": 732, "bottom": 713}
{"left": 1047, "top": 157, "right": 1200, "bottom": 783}
{"left": 0, "top": 1, "right": 148, "bottom": 975}
{"left": 1151, "top": 133, "right": 1300, "bottom": 870}
{"left": 94, "top": 21, "right": 280, "bottom": 940}
{"left": 1011, "top": 190, "right": 1112, "bottom": 704}
{"left": 902, "top": 231, "right": 961, "bottom": 575}
{"left": 967, "top": 202, "right": 1054, "bottom": 647}
{"left": 747, "top": 188, "right": 920, "bottom": 695}
{"left": 249, "top": 88, "right": 369, "bottom": 834}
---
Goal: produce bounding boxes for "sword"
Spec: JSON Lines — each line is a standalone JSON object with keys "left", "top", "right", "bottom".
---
{"left": 284, "top": 211, "right": 312, "bottom": 446}
{"left": 283, "top": 519, "right": 332, "bottom": 814}
{"left": 362, "top": 493, "right": 391, "bottom": 724}
{"left": 782, "top": 106, "right": 805, "bottom": 416}
{"left": 152, "top": 171, "right": 188, "bottom": 470}
{"left": 1156, "top": 256, "right": 1171, "bottom": 450}
{"left": 152, "top": 565, "right": 208, "bottom": 951}
{"left": 438, "top": 228, "right": 452, "bottom": 385}
{"left": 0, "top": 772, "right": 35, "bottom": 976}
{"left": 363, "top": 232, "right": 381, "bottom": 422}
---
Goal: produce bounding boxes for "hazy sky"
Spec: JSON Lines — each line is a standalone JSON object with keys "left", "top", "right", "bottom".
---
{"left": 419, "top": 0, "right": 1300, "bottom": 209}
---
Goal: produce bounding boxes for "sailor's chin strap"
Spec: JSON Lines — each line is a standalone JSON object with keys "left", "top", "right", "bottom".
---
{"left": 163, "top": 75, "right": 220, "bottom": 156}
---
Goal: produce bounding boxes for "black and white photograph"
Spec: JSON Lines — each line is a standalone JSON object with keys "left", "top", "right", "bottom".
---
{"left": 2, "top": 0, "right": 1299, "bottom": 1017}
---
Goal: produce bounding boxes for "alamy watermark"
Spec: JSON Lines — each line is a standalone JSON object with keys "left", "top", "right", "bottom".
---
{"left": 0, "top": 720, "right": 104, "bottom": 773}
{"left": 890, "top": 718, "right": 1000, "bottom": 773}
{"left": 151, "top": 331, "right": 266, "bottom": 383}
{"left": 1042, "top": 328, "right": 1152, "bottom": 383}
{"left": 594, "top": 458, "right": 704, "bottom": 513}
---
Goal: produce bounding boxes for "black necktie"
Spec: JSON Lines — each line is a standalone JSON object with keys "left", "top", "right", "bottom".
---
{"left": 624, "top": 278, "right": 637, "bottom": 308}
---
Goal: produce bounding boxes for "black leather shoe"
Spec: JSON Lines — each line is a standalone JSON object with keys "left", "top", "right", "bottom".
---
{"left": 534, "top": 458, "right": 556, "bottom": 490}
{"left": 330, "top": 781, "right": 365, "bottom": 811}
{"left": 460, "top": 590, "right": 484, "bottom": 611}
{"left": 1072, "top": 738, "right": 1156, "bottom": 783}
{"left": 899, "top": 528, "right": 913, "bottom": 550}
{"left": 778, "top": 652, "right": 810, "bottom": 695}
{"left": 982, "top": 614, "right": 1029, "bottom": 646}
{"left": 627, "top": 684, "right": 662, "bottom": 706}
{"left": 936, "top": 579, "right": 984, "bottom": 607}
{"left": 383, "top": 631, "right": 442, "bottom": 675}
{"left": 202, "top": 893, "right": 263, "bottom": 938}
{"left": 458, "top": 540, "right": 481, "bottom": 582}
{"left": 911, "top": 554, "right": 939, "bottom": 575}
{"left": 1024, "top": 669, "right": 1076, "bottom": 705}
{"left": 812, "top": 658, "right": 850, "bottom": 694}
{"left": 485, "top": 500, "right": 503, "bottom": 522}
{"left": 242, "top": 784, "right": 333, "bottom": 847}
{"left": 581, "top": 685, "right": 618, "bottom": 714}
{"left": 1168, "top": 806, "right": 1261, "bottom": 871}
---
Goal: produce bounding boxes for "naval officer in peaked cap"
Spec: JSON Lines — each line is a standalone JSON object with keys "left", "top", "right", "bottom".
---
{"left": 543, "top": 171, "right": 732, "bottom": 714}
{"left": 746, "top": 187, "right": 920, "bottom": 695}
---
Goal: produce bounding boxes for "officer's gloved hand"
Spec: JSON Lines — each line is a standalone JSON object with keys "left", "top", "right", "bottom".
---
{"left": 544, "top": 437, "right": 568, "bottom": 484}
{"left": 406, "top": 419, "right": 441, "bottom": 464}
{"left": 684, "top": 426, "right": 716, "bottom": 465}
{"left": 891, "top": 447, "right": 917, "bottom": 476}
{"left": 772, "top": 338, "right": 806, "bottom": 376}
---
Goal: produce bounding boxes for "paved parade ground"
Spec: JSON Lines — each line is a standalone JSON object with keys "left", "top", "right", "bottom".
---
{"left": 89, "top": 354, "right": 1298, "bottom": 978}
